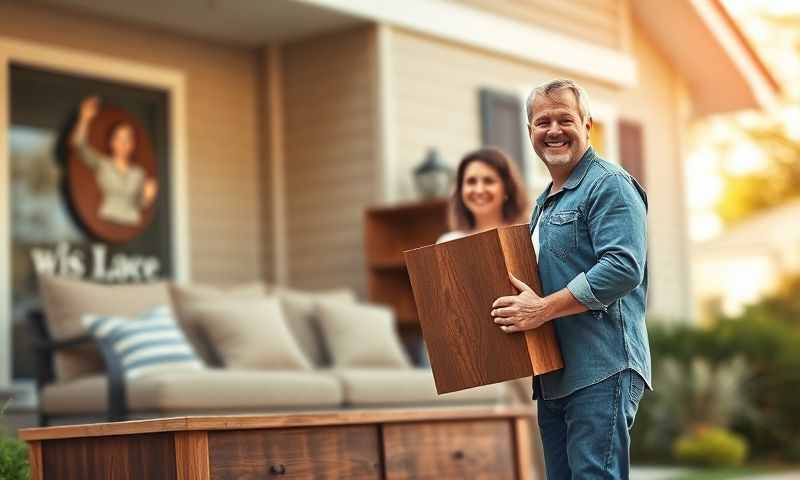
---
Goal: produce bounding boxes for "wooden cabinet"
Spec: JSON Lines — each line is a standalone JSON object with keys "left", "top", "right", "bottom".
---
{"left": 364, "top": 199, "right": 449, "bottom": 325}
{"left": 21, "top": 407, "right": 534, "bottom": 480}
{"left": 365, "top": 200, "right": 449, "bottom": 363}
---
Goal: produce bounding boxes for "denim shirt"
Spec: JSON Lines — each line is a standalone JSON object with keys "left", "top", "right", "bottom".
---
{"left": 530, "top": 147, "right": 651, "bottom": 400}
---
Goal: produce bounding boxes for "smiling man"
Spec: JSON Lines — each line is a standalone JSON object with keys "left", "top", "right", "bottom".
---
{"left": 491, "top": 79, "right": 651, "bottom": 479}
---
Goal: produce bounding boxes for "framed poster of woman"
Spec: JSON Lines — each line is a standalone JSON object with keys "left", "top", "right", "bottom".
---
{"left": 69, "top": 96, "right": 160, "bottom": 243}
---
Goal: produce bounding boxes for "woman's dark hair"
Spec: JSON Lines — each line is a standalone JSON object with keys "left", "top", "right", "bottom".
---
{"left": 449, "top": 147, "right": 530, "bottom": 231}
{"left": 105, "top": 121, "right": 137, "bottom": 158}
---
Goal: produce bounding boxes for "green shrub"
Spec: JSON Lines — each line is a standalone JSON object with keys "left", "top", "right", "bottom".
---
{"left": 0, "top": 436, "right": 29, "bottom": 480}
{"left": 0, "top": 402, "right": 30, "bottom": 480}
{"left": 633, "top": 315, "right": 800, "bottom": 463}
{"left": 673, "top": 427, "right": 749, "bottom": 468}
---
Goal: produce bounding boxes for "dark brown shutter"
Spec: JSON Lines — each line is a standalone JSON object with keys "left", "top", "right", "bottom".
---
{"left": 480, "top": 88, "right": 526, "bottom": 175}
{"left": 618, "top": 119, "right": 645, "bottom": 188}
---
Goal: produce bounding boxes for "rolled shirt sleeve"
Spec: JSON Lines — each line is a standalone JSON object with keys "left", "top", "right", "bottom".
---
{"left": 567, "top": 173, "right": 648, "bottom": 311}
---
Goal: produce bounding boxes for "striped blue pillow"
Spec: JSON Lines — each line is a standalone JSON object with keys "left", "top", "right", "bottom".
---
{"left": 82, "top": 305, "right": 204, "bottom": 379}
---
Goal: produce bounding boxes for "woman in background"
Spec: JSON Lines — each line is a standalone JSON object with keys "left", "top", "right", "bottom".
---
{"left": 436, "top": 147, "right": 544, "bottom": 478}
{"left": 437, "top": 147, "right": 530, "bottom": 244}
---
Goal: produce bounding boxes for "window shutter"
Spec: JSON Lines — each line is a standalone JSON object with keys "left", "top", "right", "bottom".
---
{"left": 479, "top": 88, "right": 526, "bottom": 175}
{"left": 618, "top": 120, "right": 645, "bottom": 188}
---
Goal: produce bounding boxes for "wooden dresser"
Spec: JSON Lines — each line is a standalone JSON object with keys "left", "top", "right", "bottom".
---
{"left": 20, "top": 406, "right": 534, "bottom": 479}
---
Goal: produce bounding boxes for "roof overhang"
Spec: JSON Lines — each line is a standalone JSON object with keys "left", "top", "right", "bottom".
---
{"left": 632, "top": 0, "right": 781, "bottom": 117}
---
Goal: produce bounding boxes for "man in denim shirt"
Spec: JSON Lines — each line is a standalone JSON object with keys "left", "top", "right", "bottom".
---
{"left": 491, "top": 79, "right": 650, "bottom": 479}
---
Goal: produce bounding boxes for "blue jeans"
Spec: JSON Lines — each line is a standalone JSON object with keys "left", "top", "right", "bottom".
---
{"left": 535, "top": 369, "right": 645, "bottom": 480}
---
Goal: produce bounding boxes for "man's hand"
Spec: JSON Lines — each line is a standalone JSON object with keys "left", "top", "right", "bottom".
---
{"left": 491, "top": 272, "right": 552, "bottom": 333}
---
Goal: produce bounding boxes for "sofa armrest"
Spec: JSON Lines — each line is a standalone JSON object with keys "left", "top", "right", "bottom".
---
{"left": 27, "top": 309, "right": 128, "bottom": 422}
{"left": 94, "top": 339, "right": 129, "bottom": 422}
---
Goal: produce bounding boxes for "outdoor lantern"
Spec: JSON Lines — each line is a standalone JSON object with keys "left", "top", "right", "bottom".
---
{"left": 413, "top": 148, "right": 452, "bottom": 199}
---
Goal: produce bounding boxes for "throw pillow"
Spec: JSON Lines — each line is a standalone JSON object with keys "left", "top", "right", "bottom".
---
{"left": 82, "top": 305, "right": 204, "bottom": 379}
{"left": 168, "top": 282, "right": 270, "bottom": 365}
{"left": 183, "top": 297, "right": 313, "bottom": 370}
{"left": 37, "top": 274, "right": 171, "bottom": 381}
{"left": 273, "top": 287, "right": 356, "bottom": 366}
{"left": 316, "top": 301, "right": 411, "bottom": 368}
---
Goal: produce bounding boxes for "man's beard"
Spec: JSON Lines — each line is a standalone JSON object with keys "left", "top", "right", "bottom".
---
{"left": 543, "top": 151, "right": 572, "bottom": 165}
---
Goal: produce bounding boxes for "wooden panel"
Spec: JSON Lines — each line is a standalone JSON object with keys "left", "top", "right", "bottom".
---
{"left": 513, "top": 417, "right": 532, "bottom": 480}
{"left": 175, "top": 431, "right": 210, "bottom": 480}
{"left": 405, "top": 227, "right": 534, "bottom": 393}
{"left": 404, "top": 224, "right": 562, "bottom": 393}
{"left": 497, "top": 226, "right": 563, "bottom": 375}
{"left": 208, "top": 425, "right": 381, "bottom": 480}
{"left": 383, "top": 419, "right": 516, "bottom": 480}
{"left": 41, "top": 432, "right": 177, "bottom": 480}
{"left": 28, "top": 441, "right": 43, "bottom": 480}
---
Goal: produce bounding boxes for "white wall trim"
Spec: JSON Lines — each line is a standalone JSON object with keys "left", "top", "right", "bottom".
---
{"left": 296, "top": 0, "right": 637, "bottom": 88}
{"left": 0, "top": 35, "right": 190, "bottom": 386}
{"left": 689, "top": 0, "right": 780, "bottom": 113}
{"left": 374, "top": 24, "right": 397, "bottom": 202}
{"left": 266, "top": 46, "right": 289, "bottom": 285}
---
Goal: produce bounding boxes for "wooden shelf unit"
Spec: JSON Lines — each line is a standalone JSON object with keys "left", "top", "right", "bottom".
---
{"left": 365, "top": 199, "right": 449, "bottom": 327}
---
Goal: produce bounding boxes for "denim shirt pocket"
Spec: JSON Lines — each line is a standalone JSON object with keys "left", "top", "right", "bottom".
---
{"left": 544, "top": 210, "right": 579, "bottom": 259}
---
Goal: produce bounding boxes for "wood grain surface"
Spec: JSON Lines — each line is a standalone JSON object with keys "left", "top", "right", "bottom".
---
{"left": 28, "top": 441, "right": 43, "bottom": 480}
{"left": 382, "top": 419, "right": 516, "bottom": 480}
{"left": 498, "top": 225, "right": 564, "bottom": 375}
{"left": 405, "top": 224, "right": 562, "bottom": 394}
{"left": 208, "top": 425, "right": 381, "bottom": 480}
{"left": 40, "top": 432, "right": 177, "bottom": 479}
{"left": 175, "top": 431, "right": 210, "bottom": 480}
{"left": 20, "top": 406, "right": 532, "bottom": 441}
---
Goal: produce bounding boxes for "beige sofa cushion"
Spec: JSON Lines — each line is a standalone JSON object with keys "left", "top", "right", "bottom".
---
{"left": 186, "top": 297, "right": 312, "bottom": 370}
{"left": 316, "top": 301, "right": 411, "bottom": 368}
{"left": 330, "top": 368, "right": 508, "bottom": 406}
{"left": 41, "top": 369, "right": 342, "bottom": 414}
{"left": 273, "top": 287, "right": 356, "bottom": 366}
{"left": 38, "top": 274, "right": 171, "bottom": 381}
{"left": 168, "top": 283, "right": 270, "bottom": 364}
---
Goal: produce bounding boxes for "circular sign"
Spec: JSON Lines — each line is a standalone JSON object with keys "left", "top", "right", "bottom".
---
{"left": 67, "top": 105, "right": 159, "bottom": 244}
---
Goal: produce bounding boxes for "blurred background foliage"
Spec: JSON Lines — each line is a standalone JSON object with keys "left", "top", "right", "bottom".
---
{"left": 633, "top": 275, "right": 800, "bottom": 465}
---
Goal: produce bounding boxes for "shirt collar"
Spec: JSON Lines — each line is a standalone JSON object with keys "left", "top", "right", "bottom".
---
{"left": 535, "top": 146, "right": 596, "bottom": 207}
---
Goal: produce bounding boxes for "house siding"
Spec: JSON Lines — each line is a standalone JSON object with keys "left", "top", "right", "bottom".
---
{"left": 0, "top": 2, "right": 263, "bottom": 285}
{"left": 451, "top": 0, "right": 626, "bottom": 50}
{"left": 282, "top": 25, "right": 378, "bottom": 296}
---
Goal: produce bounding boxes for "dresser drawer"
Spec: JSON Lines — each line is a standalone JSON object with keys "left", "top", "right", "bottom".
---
{"left": 208, "top": 425, "right": 382, "bottom": 479}
{"left": 382, "top": 419, "right": 517, "bottom": 480}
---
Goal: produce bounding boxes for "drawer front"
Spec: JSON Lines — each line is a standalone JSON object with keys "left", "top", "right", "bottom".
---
{"left": 208, "top": 425, "right": 381, "bottom": 479}
{"left": 383, "top": 419, "right": 517, "bottom": 480}
{"left": 41, "top": 433, "right": 177, "bottom": 480}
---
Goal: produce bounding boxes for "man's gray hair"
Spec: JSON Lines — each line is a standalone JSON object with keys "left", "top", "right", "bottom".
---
{"left": 526, "top": 79, "right": 592, "bottom": 125}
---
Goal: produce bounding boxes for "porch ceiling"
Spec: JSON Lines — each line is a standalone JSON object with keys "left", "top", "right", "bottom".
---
{"left": 32, "top": 0, "right": 362, "bottom": 46}
{"left": 632, "top": 0, "right": 781, "bottom": 117}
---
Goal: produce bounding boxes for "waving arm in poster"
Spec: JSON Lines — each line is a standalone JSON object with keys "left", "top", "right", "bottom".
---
{"left": 70, "top": 96, "right": 158, "bottom": 226}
